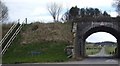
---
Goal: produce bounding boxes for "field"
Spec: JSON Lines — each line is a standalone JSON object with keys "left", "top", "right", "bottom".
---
{"left": 105, "top": 45, "right": 117, "bottom": 55}
{"left": 86, "top": 43, "right": 117, "bottom": 56}
{"left": 85, "top": 44, "right": 101, "bottom": 55}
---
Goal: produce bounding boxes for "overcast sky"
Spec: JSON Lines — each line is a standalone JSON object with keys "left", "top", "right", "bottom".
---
{"left": 2, "top": 0, "right": 118, "bottom": 42}
{"left": 86, "top": 32, "right": 117, "bottom": 43}
{"left": 3, "top": 0, "right": 118, "bottom": 23}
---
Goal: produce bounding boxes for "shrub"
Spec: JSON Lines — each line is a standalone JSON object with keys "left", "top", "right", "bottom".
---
{"left": 31, "top": 25, "right": 38, "bottom": 31}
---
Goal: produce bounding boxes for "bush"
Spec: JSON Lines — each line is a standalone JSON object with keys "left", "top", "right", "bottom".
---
{"left": 31, "top": 25, "right": 38, "bottom": 31}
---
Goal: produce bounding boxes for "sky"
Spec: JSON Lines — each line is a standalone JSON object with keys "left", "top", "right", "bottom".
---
{"left": 2, "top": 0, "right": 118, "bottom": 42}
{"left": 86, "top": 32, "right": 117, "bottom": 43}
{"left": 3, "top": 0, "right": 118, "bottom": 23}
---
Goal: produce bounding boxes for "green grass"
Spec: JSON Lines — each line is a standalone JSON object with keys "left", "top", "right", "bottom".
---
{"left": 2, "top": 22, "right": 72, "bottom": 64}
{"left": 2, "top": 34, "right": 69, "bottom": 64}
{"left": 86, "top": 48, "right": 101, "bottom": 55}
{"left": 85, "top": 44, "right": 101, "bottom": 55}
{"left": 105, "top": 46, "right": 116, "bottom": 55}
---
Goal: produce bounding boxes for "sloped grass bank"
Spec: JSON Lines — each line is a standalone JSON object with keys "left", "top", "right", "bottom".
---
{"left": 21, "top": 22, "right": 73, "bottom": 44}
{"left": 2, "top": 22, "right": 72, "bottom": 64}
{"left": 105, "top": 46, "right": 116, "bottom": 55}
{"left": 2, "top": 23, "right": 13, "bottom": 38}
{"left": 2, "top": 34, "right": 69, "bottom": 64}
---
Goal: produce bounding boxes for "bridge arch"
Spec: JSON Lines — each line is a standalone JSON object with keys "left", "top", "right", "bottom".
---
{"left": 83, "top": 26, "right": 119, "bottom": 57}
{"left": 83, "top": 26, "right": 119, "bottom": 42}
{"left": 74, "top": 22, "right": 120, "bottom": 59}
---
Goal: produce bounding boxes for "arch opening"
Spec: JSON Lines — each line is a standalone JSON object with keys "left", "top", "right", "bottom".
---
{"left": 85, "top": 32, "right": 117, "bottom": 58}
{"left": 81, "top": 26, "right": 120, "bottom": 58}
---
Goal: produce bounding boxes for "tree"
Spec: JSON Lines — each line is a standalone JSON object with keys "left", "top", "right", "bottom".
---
{"left": 80, "top": 8, "right": 85, "bottom": 17}
{"left": 63, "top": 6, "right": 111, "bottom": 22}
{"left": 89, "top": 8, "right": 94, "bottom": 17}
{"left": 79, "top": 8, "right": 101, "bottom": 17}
{"left": 69, "top": 6, "right": 79, "bottom": 20}
{"left": 113, "top": 0, "right": 120, "bottom": 16}
{"left": 0, "top": 1, "right": 8, "bottom": 22}
{"left": 61, "top": 10, "right": 69, "bottom": 22}
{"left": 94, "top": 8, "right": 101, "bottom": 16}
{"left": 47, "top": 2, "right": 62, "bottom": 22}
{"left": 103, "top": 11, "right": 110, "bottom": 17}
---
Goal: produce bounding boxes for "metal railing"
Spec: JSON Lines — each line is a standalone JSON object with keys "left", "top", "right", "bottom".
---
{"left": 0, "top": 23, "right": 18, "bottom": 47}
{"left": 1, "top": 23, "right": 21, "bottom": 50}
{"left": 1, "top": 23, "right": 23, "bottom": 55}
{"left": 0, "top": 18, "right": 27, "bottom": 55}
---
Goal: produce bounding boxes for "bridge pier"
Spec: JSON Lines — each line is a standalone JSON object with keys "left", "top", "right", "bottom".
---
{"left": 117, "top": 39, "right": 120, "bottom": 58}
{"left": 73, "top": 32, "right": 85, "bottom": 60}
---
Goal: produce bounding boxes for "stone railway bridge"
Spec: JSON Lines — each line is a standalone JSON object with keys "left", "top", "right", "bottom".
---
{"left": 71, "top": 18, "right": 120, "bottom": 59}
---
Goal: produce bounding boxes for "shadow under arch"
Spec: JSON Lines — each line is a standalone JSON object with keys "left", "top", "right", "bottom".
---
{"left": 82, "top": 26, "right": 120, "bottom": 58}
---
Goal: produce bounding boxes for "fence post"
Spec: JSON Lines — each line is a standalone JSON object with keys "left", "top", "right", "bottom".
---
{"left": 25, "top": 18, "right": 27, "bottom": 24}
{"left": 18, "top": 19, "right": 20, "bottom": 23}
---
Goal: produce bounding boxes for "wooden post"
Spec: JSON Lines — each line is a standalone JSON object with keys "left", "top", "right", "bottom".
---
{"left": 18, "top": 19, "right": 20, "bottom": 23}
{"left": 25, "top": 18, "right": 27, "bottom": 24}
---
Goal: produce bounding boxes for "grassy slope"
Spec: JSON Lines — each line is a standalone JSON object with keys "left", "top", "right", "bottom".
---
{"left": 3, "top": 35, "right": 68, "bottom": 63}
{"left": 105, "top": 46, "right": 116, "bottom": 55}
{"left": 2, "top": 22, "right": 117, "bottom": 63}
{"left": 3, "top": 22, "right": 72, "bottom": 64}
{"left": 2, "top": 23, "right": 14, "bottom": 38}
{"left": 21, "top": 22, "right": 73, "bottom": 44}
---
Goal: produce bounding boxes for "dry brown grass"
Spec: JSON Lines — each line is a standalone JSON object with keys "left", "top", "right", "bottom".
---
{"left": 21, "top": 22, "right": 73, "bottom": 45}
{"left": 2, "top": 23, "right": 14, "bottom": 38}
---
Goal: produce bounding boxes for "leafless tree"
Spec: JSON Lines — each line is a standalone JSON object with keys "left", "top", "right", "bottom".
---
{"left": 0, "top": 1, "right": 8, "bottom": 22}
{"left": 113, "top": 0, "right": 120, "bottom": 16}
{"left": 61, "top": 10, "right": 69, "bottom": 22}
{"left": 47, "top": 2, "right": 62, "bottom": 22}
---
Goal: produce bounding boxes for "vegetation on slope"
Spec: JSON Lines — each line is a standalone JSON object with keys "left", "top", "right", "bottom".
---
{"left": 2, "top": 23, "right": 13, "bottom": 38}
{"left": 2, "top": 22, "right": 72, "bottom": 64}
{"left": 2, "top": 22, "right": 117, "bottom": 64}
{"left": 21, "top": 22, "right": 73, "bottom": 44}
{"left": 3, "top": 34, "right": 69, "bottom": 64}
{"left": 105, "top": 45, "right": 117, "bottom": 55}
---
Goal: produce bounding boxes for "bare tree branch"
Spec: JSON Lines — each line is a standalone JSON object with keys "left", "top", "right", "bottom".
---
{"left": 0, "top": 1, "right": 8, "bottom": 22}
{"left": 56, "top": 4, "right": 62, "bottom": 22}
{"left": 113, "top": 0, "right": 120, "bottom": 16}
{"left": 61, "top": 10, "right": 69, "bottom": 22}
{"left": 47, "top": 2, "right": 62, "bottom": 22}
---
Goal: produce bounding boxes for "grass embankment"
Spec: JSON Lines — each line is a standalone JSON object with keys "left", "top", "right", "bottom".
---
{"left": 85, "top": 44, "right": 101, "bottom": 55}
{"left": 2, "top": 23, "right": 13, "bottom": 38}
{"left": 3, "top": 22, "right": 72, "bottom": 64}
{"left": 3, "top": 35, "right": 68, "bottom": 64}
{"left": 105, "top": 46, "right": 116, "bottom": 55}
{"left": 21, "top": 22, "right": 73, "bottom": 44}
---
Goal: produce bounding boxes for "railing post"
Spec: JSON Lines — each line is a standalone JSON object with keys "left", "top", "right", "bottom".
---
{"left": 25, "top": 18, "right": 27, "bottom": 24}
{"left": 18, "top": 19, "right": 20, "bottom": 23}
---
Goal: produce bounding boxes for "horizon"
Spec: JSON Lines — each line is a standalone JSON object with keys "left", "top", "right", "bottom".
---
{"left": 86, "top": 41, "right": 117, "bottom": 43}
